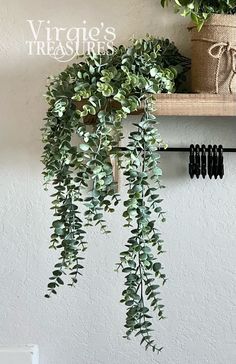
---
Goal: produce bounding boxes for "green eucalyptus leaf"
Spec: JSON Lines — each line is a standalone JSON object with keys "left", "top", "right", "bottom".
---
{"left": 153, "top": 262, "right": 162, "bottom": 272}
{"left": 80, "top": 144, "right": 90, "bottom": 151}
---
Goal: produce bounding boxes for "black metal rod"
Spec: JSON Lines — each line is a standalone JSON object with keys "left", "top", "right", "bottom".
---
{"left": 159, "top": 147, "right": 236, "bottom": 152}
{"left": 118, "top": 147, "right": 236, "bottom": 152}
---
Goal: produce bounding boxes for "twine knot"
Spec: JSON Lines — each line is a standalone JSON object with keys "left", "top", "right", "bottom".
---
{"left": 208, "top": 41, "right": 236, "bottom": 93}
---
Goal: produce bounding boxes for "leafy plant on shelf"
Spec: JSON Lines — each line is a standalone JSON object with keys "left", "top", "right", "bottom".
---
{"left": 42, "top": 36, "right": 189, "bottom": 352}
{"left": 161, "top": 0, "right": 236, "bottom": 30}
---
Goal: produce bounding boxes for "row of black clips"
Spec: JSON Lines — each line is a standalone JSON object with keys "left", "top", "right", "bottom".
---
{"left": 189, "top": 144, "right": 224, "bottom": 179}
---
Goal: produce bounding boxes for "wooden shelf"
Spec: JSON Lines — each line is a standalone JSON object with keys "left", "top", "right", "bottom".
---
{"left": 76, "top": 94, "right": 236, "bottom": 122}
{"left": 153, "top": 94, "right": 236, "bottom": 116}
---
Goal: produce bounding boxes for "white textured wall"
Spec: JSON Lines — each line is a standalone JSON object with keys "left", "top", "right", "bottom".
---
{"left": 0, "top": 1, "right": 235, "bottom": 363}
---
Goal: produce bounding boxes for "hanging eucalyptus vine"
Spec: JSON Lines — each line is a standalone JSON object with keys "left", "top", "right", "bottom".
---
{"left": 42, "top": 36, "right": 189, "bottom": 351}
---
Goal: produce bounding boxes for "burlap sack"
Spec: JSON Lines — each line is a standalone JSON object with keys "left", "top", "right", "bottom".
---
{"left": 189, "top": 14, "right": 236, "bottom": 94}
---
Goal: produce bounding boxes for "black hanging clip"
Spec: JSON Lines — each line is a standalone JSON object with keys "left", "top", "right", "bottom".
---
{"left": 189, "top": 144, "right": 195, "bottom": 179}
{"left": 218, "top": 145, "right": 224, "bottom": 179}
{"left": 189, "top": 144, "right": 224, "bottom": 179}
{"left": 213, "top": 145, "right": 219, "bottom": 179}
{"left": 201, "top": 144, "right": 206, "bottom": 179}
{"left": 195, "top": 144, "right": 200, "bottom": 179}
{"left": 208, "top": 145, "right": 213, "bottom": 179}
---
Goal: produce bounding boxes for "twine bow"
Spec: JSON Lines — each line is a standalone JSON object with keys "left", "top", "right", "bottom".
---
{"left": 192, "top": 38, "right": 236, "bottom": 93}
{"left": 208, "top": 42, "right": 236, "bottom": 93}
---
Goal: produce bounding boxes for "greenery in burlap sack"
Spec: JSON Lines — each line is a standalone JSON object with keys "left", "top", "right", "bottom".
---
{"left": 161, "top": 0, "right": 236, "bottom": 30}
{"left": 42, "top": 35, "right": 189, "bottom": 352}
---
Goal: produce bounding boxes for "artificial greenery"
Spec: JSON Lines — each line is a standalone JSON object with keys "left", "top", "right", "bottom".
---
{"left": 42, "top": 35, "right": 189, "bottom": 352}
{"left": 161, "top": 0, "right": 236, "bottom": 30}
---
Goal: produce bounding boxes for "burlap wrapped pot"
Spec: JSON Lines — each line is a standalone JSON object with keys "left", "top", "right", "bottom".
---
{"left": 189, "top": 14, "right": 236, "bottom": 94}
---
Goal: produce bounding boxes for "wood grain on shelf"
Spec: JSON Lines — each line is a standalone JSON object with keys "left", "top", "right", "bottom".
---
{"left": 153, "top": 94, "right": 236, "bottom": 116}
{"left": 75, "top": 94, "right": 236, "bottom": 120}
